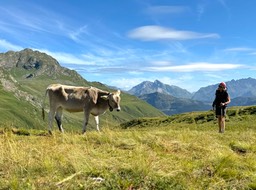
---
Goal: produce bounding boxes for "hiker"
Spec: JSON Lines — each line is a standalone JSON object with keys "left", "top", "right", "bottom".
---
{"left": 212, "top": 82, "right": 231, "bottom": 133}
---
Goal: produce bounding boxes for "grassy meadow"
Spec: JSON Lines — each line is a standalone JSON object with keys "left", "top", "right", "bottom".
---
{"left": 0, "top": 108, "right": 256, "bottom": 189}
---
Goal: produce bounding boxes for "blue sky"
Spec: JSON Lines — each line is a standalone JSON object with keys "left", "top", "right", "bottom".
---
{"left": 1, "top": 0, "right": 256, "bottom": 92}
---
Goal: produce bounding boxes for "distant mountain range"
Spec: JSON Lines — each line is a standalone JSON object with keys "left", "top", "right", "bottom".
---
{"left": 192, "top": 78, "right": 256, "bottom": 102}
{"left": 128, "top": 80, "right": 192, "bottom": 99}
{"left": 128, "top": 78, "right": 256, "bottom": 115}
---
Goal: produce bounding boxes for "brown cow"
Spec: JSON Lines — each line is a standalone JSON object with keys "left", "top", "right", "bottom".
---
{"left": 42, "top": 84, "right": 121, "bottom": 134}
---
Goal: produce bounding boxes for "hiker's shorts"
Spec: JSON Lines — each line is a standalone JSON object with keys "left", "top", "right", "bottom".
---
{"left": 215, "top": 106, "right": 227, "bottom": 117}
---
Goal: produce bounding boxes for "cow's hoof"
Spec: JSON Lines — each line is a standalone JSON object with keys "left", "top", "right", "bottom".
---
{"left": 48, "top": 130, "right": 53, "bottom": 135}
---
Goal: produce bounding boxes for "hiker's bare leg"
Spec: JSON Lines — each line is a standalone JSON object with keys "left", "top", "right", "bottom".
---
{"left": 218, "top": 116, "right": 222, "bottom": 133}
{"left": 221, "top": 116, "right": 225, "bottom": 133}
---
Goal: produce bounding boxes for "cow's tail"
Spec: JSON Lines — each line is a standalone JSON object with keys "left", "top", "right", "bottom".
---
{"left": 42, "top": 88, "right": 49, "bottom": 120}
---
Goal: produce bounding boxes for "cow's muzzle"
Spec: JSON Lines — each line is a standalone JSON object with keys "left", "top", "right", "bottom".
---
{"left": 109, "top": 107, "right": 121, "bottom": 112}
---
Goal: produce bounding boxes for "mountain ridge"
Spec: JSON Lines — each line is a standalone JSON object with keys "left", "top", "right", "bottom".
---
{"left": 129, "top": 78, "right": 256, "bottom": 115}
{"left": 192, "top": 77, "right": 256, "bottom": 102}
{"left": 128, "top": 79, "right": 192, "bottom": 99}
{"left": 0, "top": 48, "right": 84, "bottom": 80}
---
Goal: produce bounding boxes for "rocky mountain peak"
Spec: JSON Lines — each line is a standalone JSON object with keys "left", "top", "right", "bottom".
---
{"left": 128, "top": 80, "right": 192, "bottom": 99}
{"left": 0, "top": 48, "right": 74, "bottom": 79}
{"left": 1, "top": 48, "right": 57, "bottom": 69}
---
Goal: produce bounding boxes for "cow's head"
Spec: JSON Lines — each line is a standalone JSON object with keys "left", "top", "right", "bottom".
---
{"left": 101, "top": 90, "right": 121, "bottom": 112}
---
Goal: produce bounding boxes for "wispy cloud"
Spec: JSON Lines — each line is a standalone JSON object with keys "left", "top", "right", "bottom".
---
{"left": 145, "top": 62, "right": 243, "bottom": 72}
{"left": 218, "top": 0, "right": 228, "bottom": 9}
{"left": 36, "top": 47, "right": 144, "bottom": 68}
{"left": 224, "top": 47, "right": 255, "bottom": 52}
{"left": 0, "top": 39, "right": 23, "bottom": 51}
{"left": 196, "top": 4, "right": 205, "bottom": 21}
{"left": 105, "top": 77, "right": 149, "bottom": 91}
{"left": 223, "top": 47, "right": 256, "bottom": 56}
{"left": 145, "top": 5, "right": 189, "bottom": 15}
{"left": 35, "top": 49, "right": 95, "bottom": 65}
{"left": 69, "top": 25, "right": 89, "bottom": 43}
{"left": 104, "top": 75, "right": 196, "bottom": 91}
{"left": 128, "top": 25, "right": 220, "bottom": 41}
{"left": 0, "top": 6, "right": 53, "bottom": 34}
{"left": 0, "top": 4, "right": 74, "bottom": 43}
{"left": 151, "top": 61, "right": 172, "bottom": 66}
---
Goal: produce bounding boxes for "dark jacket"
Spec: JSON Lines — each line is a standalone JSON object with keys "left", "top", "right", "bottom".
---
{"left": 212, "top": 90, "right": 229, "bottom": 108}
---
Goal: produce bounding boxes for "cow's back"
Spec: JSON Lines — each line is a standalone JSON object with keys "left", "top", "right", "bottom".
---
{"left": 47, "top": 84, "right": 91, "bottom": 112}
{"left": 47, "top": 84, "right": 68, "bottom": 103}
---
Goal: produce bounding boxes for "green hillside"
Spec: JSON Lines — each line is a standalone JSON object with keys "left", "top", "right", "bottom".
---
{"left": 121, "top": 105, "right": 256, "bottom": 129}
{"left": 0, "top": 49, "right": 164, "bottom": 132}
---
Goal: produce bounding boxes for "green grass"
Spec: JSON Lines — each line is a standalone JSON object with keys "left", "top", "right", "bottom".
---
{"left": 0, "top": 111, "right": 255, "bottom": 189}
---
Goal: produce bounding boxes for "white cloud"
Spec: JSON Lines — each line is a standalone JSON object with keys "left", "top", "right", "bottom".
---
{"left": 106, "top": 77, "right": 149, "bottom": 91}
{"left": 128, "top": 71, "right": 144, "bottom": 75}
{"left": 204, "top": 73, "right": 223, "bottom": 79}
{"left": 0, "top": 39, "right": 23, "bottom": 51}
{"left": 35, "top": 49, "right": 95, "bottom": 65}
{"left": 145, "top": 62, "right": 243, "bottom": 72}
{"left": 128, "top": 25, "right": 220, "bottom": 41}
{"left": 151, "top": 61, "right": 172, "bottom": 66}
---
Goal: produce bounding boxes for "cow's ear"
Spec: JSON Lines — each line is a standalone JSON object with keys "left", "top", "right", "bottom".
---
{"left": 88, "top": 88, "right": 98, "bottom": 104}
{"left": 101, "top": 95, "right": 109, "bottom": 100}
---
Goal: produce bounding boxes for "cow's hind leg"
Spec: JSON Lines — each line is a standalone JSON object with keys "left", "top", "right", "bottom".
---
{"left": 94, "top": 116, "right": 100, "bottom": 131}
{"left": 82, "top": 110, "right": 90, "bottom": 134}
{"left": 48, "top": 109, "right": 55, "bottom": 135}
{"left": 55, "top": 107, "right": 64, "bottom": 133}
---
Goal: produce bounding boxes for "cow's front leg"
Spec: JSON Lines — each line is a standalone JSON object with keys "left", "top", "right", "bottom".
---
{"left": 82, "top": 110, "right": 90, "bottom": 134}
{"left": 94, "top": 116, "right": 100, "bottom": 131}
{"left": 48, "top": 110, "right": 55, "bottom": 135}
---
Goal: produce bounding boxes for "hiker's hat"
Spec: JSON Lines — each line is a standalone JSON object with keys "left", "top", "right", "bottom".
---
{"left": 219, "top": 82, "right": 226, "bottom": 89}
